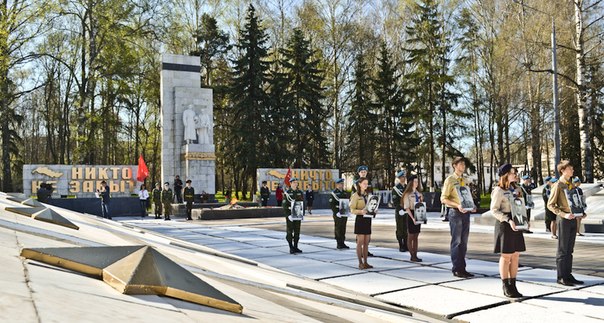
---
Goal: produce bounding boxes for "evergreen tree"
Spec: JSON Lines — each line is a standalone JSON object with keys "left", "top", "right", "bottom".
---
{"left": 191, "top": 13, "right": 230, "bottom": 87}
{"left": 280, "top": 28, "right": 328, "bottom": 168}
{"left": 405, "top": 0, "right": 461, "bottom": 189}
{"left": 229, "top": 4, "right": 272, "bottom": 194}
{"left": 373, "top": 42, "right": 417, "bottom": 179}
{"left": 266, "top": 59, "right": 295, "bottom": 167}
{"left": 345, "top": 51, "right": 377, "bottom": 172}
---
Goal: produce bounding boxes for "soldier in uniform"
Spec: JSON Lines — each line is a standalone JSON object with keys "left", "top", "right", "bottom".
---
{"left": 329, "top": 178, "right": 350, "bottom": 249}
{"left": 283, "top": 178, "right": 304, "bottom": 254}
{"left": 183, "top": 180, "right": 195, "bottom": 220}
{"left": 520, "top": 175, "right": 534, "bottom": 234}
{"left": 161, "top": 182, "right": 173, "bottom": 221}
{"left": 152, "top": 183, "right": 162, "bottom": 219}
{"left": 392, "top": 170, "right": 408, "bottom": 252}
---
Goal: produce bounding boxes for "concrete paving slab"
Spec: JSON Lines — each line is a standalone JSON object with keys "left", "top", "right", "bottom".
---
{"left": 376, "top": 285, "right": 506, "bottom": 318}
{"left": 441, "top": 277, "right": 564, "bottom": 298}
{"left": 323, "top": 272, "right": 425, "bottom": 296}
{"left": 230, "top": 248, "right": 287, "bottom": 260}
{"left": 333, "top": 257, "right": 417, "bottom": 272}
{"left": 514, "top": 268, "right": 604, "bottom": 289}
{"left": 434, "top": 258, "right": 533, "bottom": 277}
{"left": 281, "top": 261, "right": 363, "bottom": 280}
{"left": 370, "top": 248, "right": 451, "bottom": 265}
{"left": 271, "top": 243, "right": 330, "bottom": 254}
{"left": 298, "top": 250, "right": 360, "bottom": 262}
{"left": 456, "top": 301, "right": 603, "bottom": 323}
{"left": 257, "top": 254, "right": 326, "bottom": 269}
{"left": 296, "top": 234, "right": 334, "bottom": 244}
{"left": 582, "top": 285, "right": 604, "bottom": 295}
{"left": 382, "top": 266, "right": 465, "bottom": 284}
{"left": 244, "top": 239, "right": 285, "bottom": 248}
{"left": 209, "top": 242, "right": 258, "bottom": 252}
{"left": 524, "top": 290, "right": 604, "bottom": 319}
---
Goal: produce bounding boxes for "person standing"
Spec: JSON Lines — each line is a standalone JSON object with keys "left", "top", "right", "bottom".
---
{"left": 392, "top": 170, "right": 408, "bottom": 252}
{"left": 548, "top": 160, "right": 586, "bottom": 286}
{"left": 491, "top": 164, "right": 526, "bottom": 298}
{"left": 573, "top": 177, "right": 586, "bottom": 236}
{"left": 543, "top": 177, "right": 558, "bottom": 238}
{"left": 260, "top": 181, "right": 270, "bottom": 206}
{"left": 441, "top": 157, "right": 475, "bottom": 278}
{"left": 98, "top": 180, "right": 111, "bottom": 219}
{"left": 152, "top": 183, "right": 162, "bottom": 219}
{"left": 520, "top": 175, "right": 534, "bottom": 234}
{"left": 161, "top": 182, "right": 173, "bottom": 221}
{"left": 283, "top": 178, "right": 304, "bottom": 254}
{"left": 350, "top": 177, "right": 373, "bottom": 269}
{"left": 305, "top": 188, "right": 314, "bottom": 215}
{"left": 276, "top": 185, "right": 284, "bottom": 206}
{"left": 402, "top": 175, "right": 423, "bottom": 262}
{"left": 183, "top": 180, "right": 195, "bottom": 221}
{"left": 173, "top": 175, "right": 183, "bottom": 204}
{"left": 329, "top": 178, "right": 350, "bottom": 249}
{"left": 138, "top": 184, "right": 149, "bottom": 218}
{"left": 352, "top": 165, "right": 374, "bottom": 257}
{"left": 37, "top": 183, "right": 50, "bottom": 203}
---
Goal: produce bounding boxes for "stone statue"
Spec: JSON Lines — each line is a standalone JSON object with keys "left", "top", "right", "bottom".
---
{"left": 183, "top": 105, "right": 197, "bottom": 143}
{"left": 195, "top": 107, "right": 211, "bottom": 145}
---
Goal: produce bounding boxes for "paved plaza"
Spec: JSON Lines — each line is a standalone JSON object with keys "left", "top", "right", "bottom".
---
{"left": 123, "top": 210, "right": 604, "bottom": 322}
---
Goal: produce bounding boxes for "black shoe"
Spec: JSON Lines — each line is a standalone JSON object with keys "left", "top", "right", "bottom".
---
{"left": 367, "top": 252, "right": 374, "bottom": 257}
{"left": 453, "top": 271, "right": 470, "bottom": 278}
{"left": 557, "top": 278, "right": 575, "bottom": 286}
{"left": 342, "top": 244, "right": 350, "bottom": 249}
{"left": 525, "top": 230, "right": 533, "bottom": 234}
{"left": 337, "top": 244, "right": 344, "bottom": 249}
{"left": 502, "top": 279, "right": 514, "bottom": 297}
{"left": 462, "top": 270, "right": 475, "bottom": 277}
{"left": 509, "top": 278, "right": 523, "bottom": 298}
{"left": 568, "top": 275, "right": 584, "bottom": 285}
{"left": 165, "top": 217, "right": 171, "bottom": 221}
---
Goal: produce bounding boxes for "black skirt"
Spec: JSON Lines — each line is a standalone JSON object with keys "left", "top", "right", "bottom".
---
{"left": 494, "top": 220, "right": 526, "bottom": 254}
{"left": 354, "top": 214, "right": 372, "bottom": 235}
{"left": 407, "top": 211, "right": 421, "bottom": 234}
{"left": 545, "top": 209, "right": 557, "bottom": 222}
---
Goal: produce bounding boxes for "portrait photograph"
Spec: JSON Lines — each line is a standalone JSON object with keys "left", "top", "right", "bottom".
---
{"left": 364, "top": 194, "right": 380, "bottom": 217}
{"left": 338, "top": 198, "right": 350, "bottom": 217}
{"left": 414, "top": 202, "right": 427, "bottom": 223}
{"left": 509, "top": 195, "right": 529, "bottom": 230}
{"left": 565, "top": 189, "right": 585, "bottom": 217}
{"left": 456, "top": 186, "right": 476, "bottom": 211}
{"left": 289, "top": 201, "right": 304, "bottom": 221}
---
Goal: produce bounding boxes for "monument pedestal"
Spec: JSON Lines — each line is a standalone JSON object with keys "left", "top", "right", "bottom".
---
{"left": 182, "top": 144, "right": 215, "bottom": 195}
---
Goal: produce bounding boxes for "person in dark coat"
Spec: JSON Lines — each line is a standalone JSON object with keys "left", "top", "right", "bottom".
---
{"left": 260, "top": 181, "right": 270, "bottom": 206}
{"left": 183, "top": 180, "right": 195, "bottom": 220}
{"left": 173, "top": 175, "right": 183, "bottom": 203}
{"left": 305, "top": 188, "right": 314, "bottom": 215}
{"left": 98, "top": 180, "right": 111, "bottom": 219}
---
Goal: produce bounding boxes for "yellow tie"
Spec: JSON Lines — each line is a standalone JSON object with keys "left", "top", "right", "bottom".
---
{"left": 458, "top": 177, "right": 465, "bottom": 187}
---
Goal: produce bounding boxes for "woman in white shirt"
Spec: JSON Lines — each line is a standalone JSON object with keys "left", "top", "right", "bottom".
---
{"left": 138, "top": 184, "right": 150, "bottom": 217}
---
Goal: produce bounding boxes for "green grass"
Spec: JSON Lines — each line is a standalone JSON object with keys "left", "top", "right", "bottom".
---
{"left": 479, "top": 194, "right": 491, "bottom": 208}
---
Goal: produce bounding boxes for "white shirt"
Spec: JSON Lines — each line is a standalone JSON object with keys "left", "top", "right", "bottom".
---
{"left": 138, "top": 189, "right": 149, "bottom": 200}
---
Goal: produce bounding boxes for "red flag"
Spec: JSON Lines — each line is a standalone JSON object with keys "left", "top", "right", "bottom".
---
{"left": 137, "top": 154, "right": 149, "bottom": 182}
{"left": 284, "top": 167, "right": 292, "bottom": 187}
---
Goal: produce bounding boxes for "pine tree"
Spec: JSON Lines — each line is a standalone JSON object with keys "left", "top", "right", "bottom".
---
{"left": 266, "top": 59, "right": 294, "bottom": 167}
{"left": 190, "top": 13, "right": 230, "bottom": 87}
{"left": 345, "top": 51, "right": 377, "bottom": 172}
{"left": 280, "top": 28, "right": 328, "bottom": 168}
{"left": 229, "top": 4, "right": 272, "bottom": 194}
{"left": 373, "top": 42, "right": 417, "bottom": 180}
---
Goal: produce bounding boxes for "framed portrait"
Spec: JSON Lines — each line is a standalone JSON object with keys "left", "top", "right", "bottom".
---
{"left": 289, "top": 201, "right": 304, "bottom": 221}
{"left": 456, "top": 186, "right": 476, "bottom": 211}
{"left": 338, "top": 199, "right": 350, "bottom": 218}
{"left": 414, "top": 202, "right": 427, "bottom": 223}
{"left": 508, "top": 194, "right": 529, "bottom": 231}
{"left": 364, "top": 195, "right": 380, "bottom": 218}
{"left": 565, "top": 189, "right": 585, "bottom": 217}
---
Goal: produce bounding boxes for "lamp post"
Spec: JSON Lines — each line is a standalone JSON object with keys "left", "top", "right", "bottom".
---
{"left": 513, "top": 0, "right": 561, "bottom": 176}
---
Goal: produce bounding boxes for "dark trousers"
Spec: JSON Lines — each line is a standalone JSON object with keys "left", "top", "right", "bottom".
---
{"left": 140, "top": 199, "right": 148, "bottom": 217}
{"left": 526, "top": 208, "right": 531, "bottom": 222}
{"left": 277, "top": 199, "right": 283, "bottom": 206}
{"left": 395, "top": 207, "right": 408, "bottom": 242}
{"left": 333, "top": 214, "right": 348, "bottom": 242}
{"left": 286, "top": 217, "right": 301, "bottom": 244}
{"left": 449, "top": 209, "right": 470, "bottom": 272}
{"left": 154, "top": 202, "right": 162, "bottom": 217}
{"left": 163, "top": 202, "right": 172, "bottom": 218}
{"left": 174, "top": 189, "right": 183, "bottom": 203}
{"left": 261, "top": 198, "right": 268, "bottom": 206}
{"left": 557, "top": 218, "right": 577, "bottom": 279}
{"left": 186, "top": 201, "right": 193, "bottom": 219}
{"left": 101, "top": 202, "right": 110, "bottom": 218}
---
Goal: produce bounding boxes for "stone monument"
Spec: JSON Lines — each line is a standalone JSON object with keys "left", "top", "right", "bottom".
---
{"left": 160, "top": 54, "right": 215, "bottom": 195}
